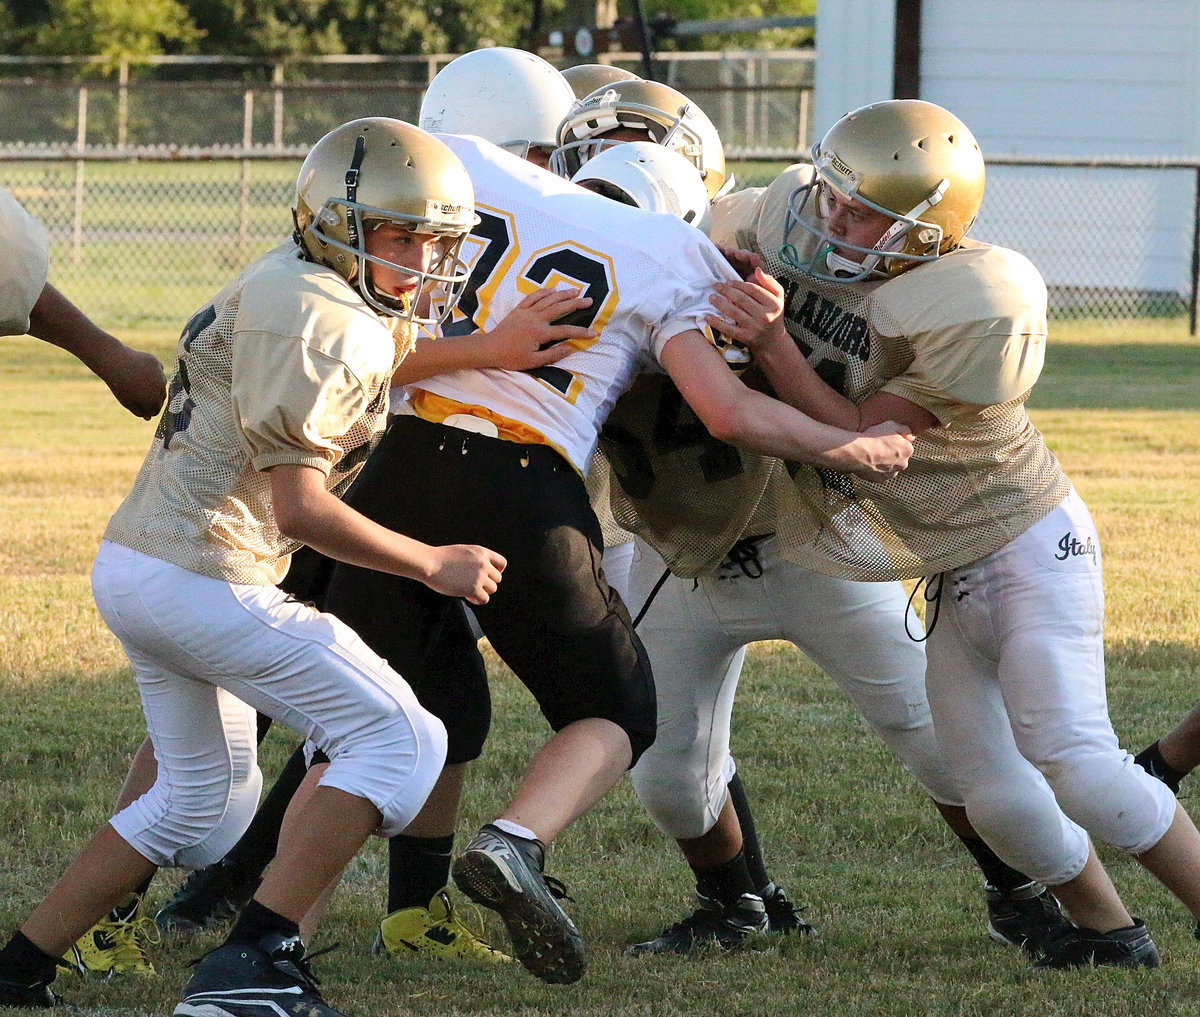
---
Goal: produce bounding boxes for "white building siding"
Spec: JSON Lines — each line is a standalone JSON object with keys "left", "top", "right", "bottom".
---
{"left": 916, "top": 0, "right": 1200, "bottom": 294}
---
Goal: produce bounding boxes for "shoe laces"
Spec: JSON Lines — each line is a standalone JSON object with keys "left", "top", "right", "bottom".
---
{"left": 541, "top": 873, "right": 574, "bottom": 904}
{"left": 108, "top": 913, "right": 161, "bottom": 966}
{"left": 271, "top": 941, "right": 337, "bottom": 996}
{"left": 718, "top": 535, "right": 768, "bottom": 579}
{"left": 436, "top": 896, "right": 509, "bottom": 958}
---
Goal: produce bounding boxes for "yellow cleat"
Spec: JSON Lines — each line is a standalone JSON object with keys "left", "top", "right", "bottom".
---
{"left": 63, "top": 895, "right": 158, "bottom": 978}
{"left": 374, "top": 890, "right": 512, "bottom": 965}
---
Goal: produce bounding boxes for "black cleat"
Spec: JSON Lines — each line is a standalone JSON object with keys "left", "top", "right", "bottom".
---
{"left": 761, "top": 883, "right": 815, "bottom": 936}
{"left": 156, "top": 860, "right": 261, "bottom": 936}
{"left": 627, "top": 892, "right": 768, "bottom": 955}
{"left": 985, "top": 881, "right": 1071, "bottom": 955}
{"left": 173, "top": 932, "right": 348, "bottom": 1016}
{"left": 1032, "top": 919, "right": 1160, "bottom": 970}
{"left": 0, "top": 975, "right": 66, "bottom": 1008}
{"left": 452, "top": 824, "right": 585, "bottom": 984}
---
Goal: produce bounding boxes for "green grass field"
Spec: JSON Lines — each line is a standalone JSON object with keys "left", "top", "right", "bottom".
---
{"left": 1, "top": 314, "right": 1199, "bottom": 1015}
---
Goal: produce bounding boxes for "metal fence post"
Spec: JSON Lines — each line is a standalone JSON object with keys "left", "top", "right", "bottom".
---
{"left": 1191, "top": 167, "right": 1199, "bottom": 336}
{"left": 118, "top": 59, "right": 129, "bottom": 150}
{"left": 273, "top": 63, "right": 284, "bottom": 148}
{"left": 72, "top": 87, "right": 87, "bottom": 266}
{"left": 240, "top": 90, "right": 253, "bottom": 262}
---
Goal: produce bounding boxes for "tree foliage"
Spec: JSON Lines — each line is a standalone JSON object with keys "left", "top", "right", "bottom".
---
{"left": 29, "top": 0, "right": 202, "bottom": 63}
{"left": 3, "top": 0, "right": 808, "bottom": 63}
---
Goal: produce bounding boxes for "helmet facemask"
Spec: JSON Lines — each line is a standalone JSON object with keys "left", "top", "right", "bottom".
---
{"left": 780, "top": 172, "right": 949, "bottom": 284}
{"left": 780, "top": 100, "right": 985, "bottom": 284}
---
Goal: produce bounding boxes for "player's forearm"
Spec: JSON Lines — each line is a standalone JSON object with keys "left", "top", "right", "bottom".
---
{"left": 707, "top": 385, "right": 870, "bottom": 468}
{"left": 30, "top": 283, "right": 124, "bottom": 370}
{"left": 393, "top": 332, "right": 493, "bottom": 384}
{"left": 272, "top": 470, "right": 439, "bottom": 583}
{"left": 29, "top": 282, "right": 166, "bottom": 418}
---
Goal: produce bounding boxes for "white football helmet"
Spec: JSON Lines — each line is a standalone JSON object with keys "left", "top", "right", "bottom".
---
{"left": 782, "top": 99, "right": 986, "bottom": 283}
{"left": 550, "top": 79, "right": 729, "bottom": 199}
{"left": 293, "top": 117, "right": 478, "bottom": 324}
{"left": 419, "top": 47, "right": 575, "bottom": 161}
{"left": 571, "top": 142, "right": 709, "bottom": 229}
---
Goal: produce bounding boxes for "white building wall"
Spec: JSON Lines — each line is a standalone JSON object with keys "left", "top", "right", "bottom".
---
{"left": 813, "top": 0, "right": 895, "bottom": 142}
{"left": 920, "top": 0, "right": 1200, "bottom": 157}
{"left": 916, "top": 0, "right": 1200, "bottom": 295}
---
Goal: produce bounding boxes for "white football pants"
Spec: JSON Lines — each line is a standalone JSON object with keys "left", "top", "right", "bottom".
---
{"left": 627, "top": 535, "right": 962, "bottom": 840}
{"left": 925, "top": 490, "right": 1176, "bottom": 885}
{"left": 92, "top": 541, "right": 447, "bottom": 867}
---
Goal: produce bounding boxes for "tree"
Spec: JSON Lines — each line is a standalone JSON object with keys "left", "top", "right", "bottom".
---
{"left": 30, "top": 0, "right": 202, "bottom": 64}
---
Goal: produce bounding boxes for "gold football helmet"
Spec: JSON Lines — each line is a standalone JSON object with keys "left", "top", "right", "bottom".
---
{"left": 293, "top": 117, "right": 478, "bottom": 323}
{"left": 561, "top": 63, "right": 640, "bottom": 100}
{"left": 551, "top": 79, "right": 728, "bottom": 199}
{"left": 782, "top": 99, "right": 986, "bottom": 283}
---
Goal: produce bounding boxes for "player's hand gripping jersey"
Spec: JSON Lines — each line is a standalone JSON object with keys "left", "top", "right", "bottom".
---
{"left": 708, "top": 165, "right": 1070, "bottom": 581}
{"left": 105, "top": 244, "right": 406, "bottom": 585}
{"left": 0, "top": 185, "right": 51, "bottom": 336}
{"left": 405, "top": 134, "right": 744, "bottom": 474}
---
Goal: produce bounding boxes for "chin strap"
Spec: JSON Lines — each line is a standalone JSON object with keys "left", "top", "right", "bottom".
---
{"left": 343, "top": 133, "right": 367, "bottom": 253}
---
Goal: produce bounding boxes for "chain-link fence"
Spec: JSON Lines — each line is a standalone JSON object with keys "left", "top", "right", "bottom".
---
{"left": 0, "top": 51, "right": 814, "bottom": 158}
{"left": 2, "top": 150, "right": 1196, "bottom": 336}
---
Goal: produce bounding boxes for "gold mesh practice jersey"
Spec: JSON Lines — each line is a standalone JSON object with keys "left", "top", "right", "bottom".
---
{"left": 0, "top": 186, "right": 51, "bottom": 336}
{"left": 408, "top": 134, "right": 743, "bottom": 473}
{"left": 105, "top": 243, "right": 405, "bottom": 586}
{"left": 707, "top": 165, "right": 1070, "bottom": 581}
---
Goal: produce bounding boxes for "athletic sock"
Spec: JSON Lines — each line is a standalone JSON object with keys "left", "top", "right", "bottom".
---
{"left": 493, "top": 819, "right": 539, "bottom": 842}
{"left": 387, "top": 834, "right": 454, "bottom": 913}
{"left": 727, "top": 772, "right": 772, "bottom": 892}
{"left": 0, "top": 931, "right": 59, "bottom": 986}
{"left": 1134, "top": 740, "right": 1187, "bottom": 794}
{"left": 226, "top": 899, "right": 299, "bottom": 947}
{"left": 957, "top": 835, "right": 1032, "bottom": 892}
{"left": 694, "top": 848, "right": 758, "bottom": 907}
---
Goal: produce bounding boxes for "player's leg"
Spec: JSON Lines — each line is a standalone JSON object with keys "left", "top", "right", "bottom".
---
{"left": 324, "top": 453, "right": 505, "bottom": 966}
{"left": 984, "top": 494, "right": 1200, "bottom": 958}
{"left": 420, "top": 431, "right": 654, "bottom": 984}
{"left": 766, "top": 542, "right": 1059, "bottom": 948}
{"left": 156, "top": 543, "right": 330, "bottom": 940}
{"left": 0, "top": 545, "right": 264, "bottom": 1007}
{"left": 927, "top": 516, "right": 1158, "bottom": 969}
{"left": 164, "top": 573, "right": 447, "bottom": 1015}
{"left": 156, "top": 741, "right": 307, "bottom": 936}
{"left": 623, "top": 538, "right": 778, "bottom": 953}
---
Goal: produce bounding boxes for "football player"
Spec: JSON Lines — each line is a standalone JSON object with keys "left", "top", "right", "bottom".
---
{"left": 149, "top": 52, "right": 595, "bottom": 969}
{"left": 0, "top": 185, "right": 165, "bottom": 418}
{"left": 0, "top": 118, "right": 505, "bottom": 1016}
{"left": 549, "top": 91, "right": 1056, "bottom": 957}
{"left": 697, "top": 98, "right": 1200, "bottom": 969}
{"left": 314, "top": 132, "right": 913, "bottom": 986}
